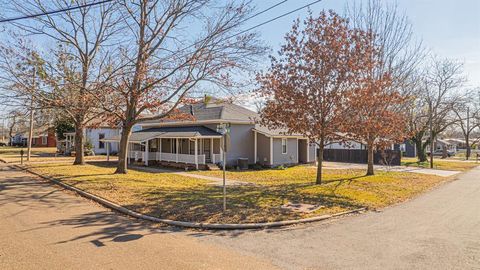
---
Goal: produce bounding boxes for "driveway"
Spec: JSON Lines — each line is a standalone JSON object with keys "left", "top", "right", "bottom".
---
{"left": 0, "top": 163, "right": 276, "bottom": 270}
{"left": 197, "top": 167, "right": 480, "bottom": 269}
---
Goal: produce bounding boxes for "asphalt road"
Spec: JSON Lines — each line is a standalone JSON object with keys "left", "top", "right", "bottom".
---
{"left": 0, "top": 163, "right": 276, "bottom": 270}
{"left": 2, "top": 162, "right": 480, "bottom": 270}
{"left": 198, "top": 167, "right": 480, "bottom": 269}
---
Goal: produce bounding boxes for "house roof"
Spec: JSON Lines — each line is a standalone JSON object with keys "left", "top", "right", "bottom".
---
{"left": 253, "top": 124, "right": 304, "bottom": 137}
{"left": 140, "top": 100, "right": 259, "bottom": 126}
{"left": 102, "top": 126, "right": 222, "bottom": 143}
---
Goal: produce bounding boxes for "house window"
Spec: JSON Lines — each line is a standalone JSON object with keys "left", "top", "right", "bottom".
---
{"left": 99, "top": 133, "right": 105, "bottom": 149}
{"left": 282, "top": 138, "right": 287, "bottom": 154}
{"left": 42, "top": 136, "right": 47, "bottom": 145}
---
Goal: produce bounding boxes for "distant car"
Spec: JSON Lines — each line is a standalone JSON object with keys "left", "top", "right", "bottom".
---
{"left": 427, "top": 149, "right": 455, "bottom": 157}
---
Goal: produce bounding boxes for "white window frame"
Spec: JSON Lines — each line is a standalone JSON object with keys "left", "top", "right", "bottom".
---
{"left": 281, "top": 138, "right": 288, "bottom": 154}
{"left": 42, "top": 136, "right": 47, "bottom": 145}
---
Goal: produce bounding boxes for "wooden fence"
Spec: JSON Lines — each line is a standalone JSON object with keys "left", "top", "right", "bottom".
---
{"left": 322, "top": 149, "right": 401, "bottom": 166}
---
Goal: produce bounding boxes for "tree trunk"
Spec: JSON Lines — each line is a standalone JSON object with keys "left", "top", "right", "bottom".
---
{"left": 115, "top": 123, "right": 133, "bottom": 174}
{"left": 466, "top": 135, "right": 470, "bottom": 160}
{"left": 316, "top": 143, "right": 324, "bottom": 185}
{"left": 366, "top": 144, "right": 374, "bottom": 176}
{"left": 415, "top": 139, "right": 427, "bottom": 162}
{"left": 73, "top": 124, "right": 85, "bottom": 165}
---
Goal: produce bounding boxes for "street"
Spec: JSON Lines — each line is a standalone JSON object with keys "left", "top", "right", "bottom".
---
{"left": 198, "top": 167, "right": 480, "bottom": 269}
{"left": 1, "top": 162, "right": 480, "bottom": 269}
{"left": 0, "top": 163, "right": 276, "bottom": 270}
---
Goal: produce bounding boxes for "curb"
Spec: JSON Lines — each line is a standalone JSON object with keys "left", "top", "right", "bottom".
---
{"left": 12, "top": 164, "right": 366, "bottom": 230}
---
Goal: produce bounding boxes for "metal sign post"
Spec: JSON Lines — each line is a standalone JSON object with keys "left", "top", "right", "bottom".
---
{"left": 217, "top": 123, "right": 230, "bottom": 212}
{"left": 20, "top": 149, "right": 24, "bottom": 165}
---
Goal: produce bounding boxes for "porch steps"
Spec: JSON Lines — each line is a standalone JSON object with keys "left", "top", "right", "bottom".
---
{"left": 206, "top": 163, "right": 221, "bottom": 171}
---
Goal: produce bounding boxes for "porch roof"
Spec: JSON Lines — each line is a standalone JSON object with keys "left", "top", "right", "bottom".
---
{"left": 102, "top": 126, "right": 222, "bottom": 143}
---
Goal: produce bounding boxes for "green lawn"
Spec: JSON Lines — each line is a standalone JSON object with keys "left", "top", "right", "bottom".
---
{"left": 401, "top": 157, "right": 479, "bottom": 171}
{"left": 26, "top": 162, "right": 450, "bottom": 224}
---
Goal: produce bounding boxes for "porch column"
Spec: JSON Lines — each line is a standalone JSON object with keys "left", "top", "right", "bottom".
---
{"left": 270, "top": 137, "right": 273, "bottom": 166}
{"left": 296, "top": 138, "right": 299, "bottom": 163}
{"left": 194, "top": 138, "right": 198, "bottom": 170}
{"left": 254, "top": 131, "right": 257, "bottom": 164}
{"left": 106, "top": 142, "right": 110, "bottom": 161}
{"left": 306, "top": 138, "right": 310, "bottom": 163}
{"left": 159, "top": 138, "right": 162, "bottom": 161}
{"left": 176, "top": 138, "right": 179, "bottom": 163}
{"left": 144, "top": 140, "right": 149, "bottom": 166}
{"left": 210, "top": 138, "right": 213, "bottom": 163}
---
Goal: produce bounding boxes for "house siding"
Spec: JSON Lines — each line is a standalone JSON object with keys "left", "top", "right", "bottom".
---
{"left": 226, "top": 124, "right": 255, "bottom": 166}
{"left": 272, "top": 138, "right": 298, "bottom": 166}
{"left": 256, "top": 132, "right": 271, "bottom": 166}
{"left": 204, "top": 123, "right": 255, "bottom": 166}
{"left": 86, "top": 128, "right": 120, "bottom": 154}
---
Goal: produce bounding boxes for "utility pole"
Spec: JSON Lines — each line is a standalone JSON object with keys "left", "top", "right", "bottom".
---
{"left": 429, "top": 100, "right": 434, "bottom": 169}
{"left": 27, "top": 66, "right": 36, "bottom": 161}
{"left": 1, "top": 118, "right": 5, "bottom": 144}
{"left": 466, "top": 106, "right": 470, "bottom": 160}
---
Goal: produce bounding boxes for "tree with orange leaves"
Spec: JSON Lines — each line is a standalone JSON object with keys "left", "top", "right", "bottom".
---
{"left": 258, "top": 10, "right": 376, "bottom": 184}
{"left": 341, "top": 75, "right": 408, "bottom": 176}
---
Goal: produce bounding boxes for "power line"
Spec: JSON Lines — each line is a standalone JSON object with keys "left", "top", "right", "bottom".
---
{"left": 0, "top": 0, "right": 114, "bottom": 23}
{"left": 165, "top": 0, "right": 290, "bottom": 55}
{"left": 227, "top": 0, "right": 323, "bottom": 40}
{"left": 161, "top": 0, "right": 321, "bottom": 60}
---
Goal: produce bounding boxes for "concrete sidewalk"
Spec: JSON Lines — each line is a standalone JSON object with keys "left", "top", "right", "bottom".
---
{"left": 322, "top": 161, "right": 462, "bottom": 177}
{"left": 131, "top": 165, "right": 253, "bottom": 186}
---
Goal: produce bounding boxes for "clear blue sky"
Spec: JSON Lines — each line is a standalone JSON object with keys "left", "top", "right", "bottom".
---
{"left": 250, "top": 0, "right": 480, "bottom": 87}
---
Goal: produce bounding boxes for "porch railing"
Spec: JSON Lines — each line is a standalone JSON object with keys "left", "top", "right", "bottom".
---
{"left": 212, "top": 154, "right": 222, "bottom": 164}
{"left": 129, "top": 150, "right": 210, "bottom": 165}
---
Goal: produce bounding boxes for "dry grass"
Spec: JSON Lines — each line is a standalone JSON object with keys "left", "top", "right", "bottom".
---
{"left": 401, "top": 157, "right": 479, "bottom": 171}
{"left": 25, "top": 162, "right": 451, "bottom": 224}
{"left": 0, "top": 146, "right": 114, "bottom": 163}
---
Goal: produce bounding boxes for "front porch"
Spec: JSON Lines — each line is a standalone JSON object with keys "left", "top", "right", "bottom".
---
{"left": 103, "top": 126, "right": 224, "bottom": 170}
{"left": 128, "top": 137, "right": 223, "bottom": 170}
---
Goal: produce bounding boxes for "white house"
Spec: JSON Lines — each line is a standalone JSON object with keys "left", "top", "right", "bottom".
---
{"left": 62, "top": 127, "right": 120, "bottom": 155}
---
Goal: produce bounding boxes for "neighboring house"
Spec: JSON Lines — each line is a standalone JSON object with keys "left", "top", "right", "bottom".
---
{"left": 444, "top": 138, "right": 468, "bottom": 150}
{"left": 103, "top": 98, "right": 317, "bottom": 169}
{"left": 11, "top": 127, "right": 56, "bottom": 147}
{"left": 325, "top": 141, "right": 366, "bottom": 150}
{"left": 426, "top": 138, "right": 456, "bottom": 153}
{"left": 11, "top": 133, "right": 26, "bottom": 146}
{"left": 61, "top": 127, "right": 120, "bottom": 155}
{"left": 394, "top": 140, "right": 416, "bottom": 158}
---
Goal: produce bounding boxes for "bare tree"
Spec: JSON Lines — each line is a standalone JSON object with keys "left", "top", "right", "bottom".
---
{"left": 424, "top": 57, "right": 466, "bottom": 167}
{"left": 5, "top": 0, "right": 122, "bottom": 165}
{"left": 346, "top": 0, "right": 425, "bottom": 97}
{"left": 452, "top": 89, "right": 480, "bottom": 160}
{"left": 98, "top": 0, "right": 265, "bottom": 174}
{"left": 6, "top": 110, "right": 26, "bottom": 145}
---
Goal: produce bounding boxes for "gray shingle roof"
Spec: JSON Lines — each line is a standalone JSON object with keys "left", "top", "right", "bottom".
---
{"left": 142, "top": 100, "right": 259, "bottom": 124}
{"left": 253, "top": 124, "right": 303, "bottom": 137}
{"left": 103, "top": 126, "right": 222, "bottom": 143}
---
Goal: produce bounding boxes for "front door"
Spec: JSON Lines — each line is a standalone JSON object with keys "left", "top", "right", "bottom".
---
{"left": 204, "top": 139, "right": 211, "bottom": 162}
